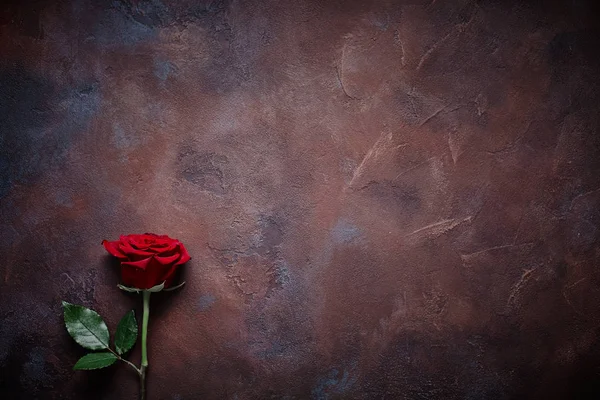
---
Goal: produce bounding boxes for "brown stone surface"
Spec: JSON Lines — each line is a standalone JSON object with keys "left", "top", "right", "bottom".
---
{"left": 1, "top": 0, "right": 600, "bottom": 398}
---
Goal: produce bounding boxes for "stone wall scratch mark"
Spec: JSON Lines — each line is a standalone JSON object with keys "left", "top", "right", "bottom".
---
{"left": 335, "top": 66, "right": 357, "bottom": 100}
{"left": 346, "top": 132, "right": 405, "bottom": 190}
{"left": 336, "top": 43, "right": 360, "bottom": 100}
{"left": 416, "top": 8, "right": 478, "bottom": 71}
{"left": 393, "top": 156, "right": 436, "bottom": 181}
{"left": 566, "top": 277, "right": 587, "bottom": 290}
{"left": 61, "top": 272, "right": 75, "bottom": 286}
{"left": 419, "top": 105, "right": 447, "bottom": 127}
{"left": 393, "top": 29, "right": 406, "bottom": 66}
{"left": 562, "top": 278, "right": 588, "bottom": 317}
{"left": 506, "top": 266, "right": 539, "bottom": 309}
{"left": 569, "top": 187, "right": 600, "bottom": 210}
{"left": 405, "top": 216, "right": 471, "bottom": 241}
{"left": 462, "top": 242, "right": 534, "bottom": 258}
{"left": 512, "top": 206, "right": 528, "bottom": 245}
{"left": 416, "top": 30, "right": 455, "bottom": 71}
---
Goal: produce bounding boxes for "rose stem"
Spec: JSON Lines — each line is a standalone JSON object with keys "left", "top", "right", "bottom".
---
{"left": 140, "top": 291, "right": 151, "bottom": 400}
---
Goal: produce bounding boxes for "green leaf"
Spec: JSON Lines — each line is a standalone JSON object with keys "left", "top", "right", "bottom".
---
{"left": 62, "top": 301, "right": 110, "bottom": 350}
{"left": 114, "top": 310, "right": 137, "bottom": 355}
{"left": 73, "top": 352, "right": 117, "bottom": 370}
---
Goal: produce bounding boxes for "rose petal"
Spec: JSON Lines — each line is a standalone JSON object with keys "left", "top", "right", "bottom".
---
{"left": 121, "top": 257, "right": 152, "bottom": 270}
{"left": 110, "top": 234, "right": 189, "bottom": 289}
{"left": 130, "top": 242, "right": 149, "bottom": 251}
{"left": 144, "top": 257, "right": 174, "bottom": 289}
{"left": 155, "top": 241, "right": 178, "bottom": 256}
{"left": 158, "top": 263, "right": 180, "bottom": 288}
{"left": 175, "top": 243, "right": 191, "bottom": 265}
{"left": 120, "top": 257, "right": 155, "bottom": 289}
{"left": 120, "top": 263, "right": 141, "bottom": 288}
{"left": 128, "top": 235, "right": 151, "bottom": 250}
{"left": 154, "top": 253, "right": 180, "bottom": 265}
{"left": 119, "top": 240, "right": 155, "bottom": 258}
{"left": 102, "top": 240, "right": 128, "bottom": 259}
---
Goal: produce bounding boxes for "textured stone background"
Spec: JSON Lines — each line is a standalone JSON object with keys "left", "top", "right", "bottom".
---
{"left": 1, "top": 0, "right": 600, "bottom": 398}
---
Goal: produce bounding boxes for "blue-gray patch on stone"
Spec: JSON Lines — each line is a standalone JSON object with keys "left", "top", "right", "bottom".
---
{"left": 112, "top": 122, "right": 140, "bottom": 150}
{"left": 128, "top": 0, "right": 172, "bottom": 27}
{"left": 331, "top": 219, "right": 361, "bottom": 244}
{"left": 266, "top": 260, "right": 292, "bottom": 297}
{"left": 54, "top": 190, "right": 74, "bottom": 207}
{"left": 0, "top": 67, "right": 53, "bottom": 198}
{"left": 274, "top": 264, "right": 291, "bottom": 286}
{"left": 0, "top": 224, "right": 19, "bottom": 248}
{"left": 0, "top": 66, "right": 101, "bottom": 199}
{"left": 154, "top": 59, "right": 177, "bottom": 82}
{"left": 198, "top": 294, "right": 216, "bottom": 311}
{"left": 20, "top": 347, "right": 51, "bottom": 388}
{"left": 0, "top": 322, "right": 16, "bottom": 365}
{"left": 254, "top": 340, "right": 287, "bottom": 360}
{"left": 91, "top": 3, "right": 157, "bottom": 47}
{"left": 311, "top": 366, "right": 356, "bottom": 400}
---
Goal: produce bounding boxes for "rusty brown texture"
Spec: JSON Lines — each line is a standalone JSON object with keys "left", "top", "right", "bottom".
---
{"left": 1, "top": 0, "right": 600, "bottom": 398}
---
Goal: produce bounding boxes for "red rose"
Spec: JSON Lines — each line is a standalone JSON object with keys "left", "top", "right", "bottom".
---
{"left": 102, "top": 233, "right": 191, "bottom": 289}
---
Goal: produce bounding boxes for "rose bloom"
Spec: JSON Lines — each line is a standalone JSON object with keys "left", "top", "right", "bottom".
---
{"left": 102, "top": 233, "right": 190, "bottom": 289}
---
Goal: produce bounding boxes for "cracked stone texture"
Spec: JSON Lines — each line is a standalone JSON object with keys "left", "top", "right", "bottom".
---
{"left": 1, "top": 0, "right": 600, "bottom": 399}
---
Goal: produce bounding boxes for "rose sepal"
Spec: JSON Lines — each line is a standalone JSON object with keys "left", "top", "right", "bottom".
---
{"left": 117, "top": 281, "right": 168, "bottom": 293}
{"left": 163, "top": 281, "right": 186, "bottom": 292}
{"left": 117, "top": 284, "right": 142, "bottom": 293}
{"left": 145, "top": 282, "right": 165, "bottom": 292}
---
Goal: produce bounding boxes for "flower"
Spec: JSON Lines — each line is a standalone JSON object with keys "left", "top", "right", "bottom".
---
{"left": 102, "top": 233, "right": 190, "bottom": 289}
